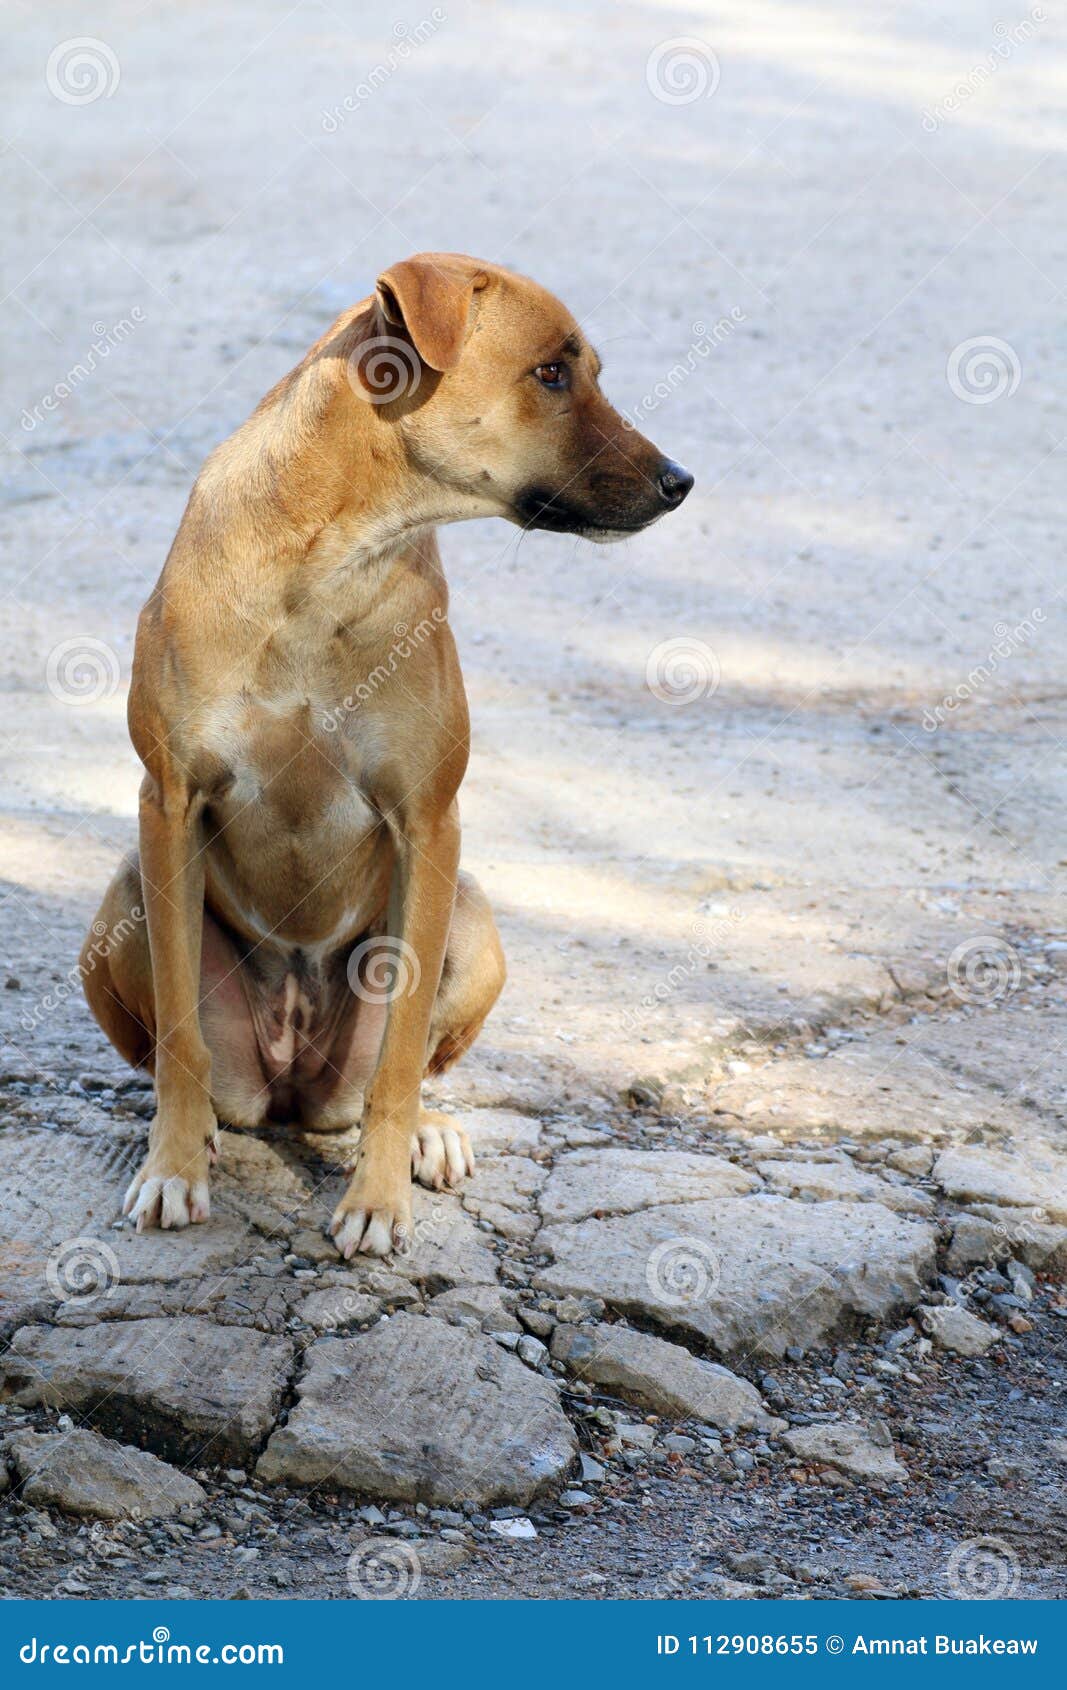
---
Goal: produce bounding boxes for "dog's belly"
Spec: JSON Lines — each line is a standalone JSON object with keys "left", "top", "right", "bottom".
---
{"left": 198, "top": 912, "right": 388, "bottom": 1129}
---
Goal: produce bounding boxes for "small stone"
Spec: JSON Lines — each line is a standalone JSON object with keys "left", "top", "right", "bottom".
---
{"left": 554, "top": 1297, "right": 585, "bottom": 1324}
{"left": 489, "top": 1516, "right": 537, "bottom": 1539}
{"left": 886, "top": 1146, "right": 934, "bottom": 1177}
{"left": 617, "top": 1421, "right": 658, "bottom": 1448}
{"left": 662, "top": 1433, "right": 697, "bottom": 1453}
{"left": 782, "top": 1421, "right": 906, "bottom": 1482}
{"left": 417, "top": 1539, "right": 471, "bottom": 1573}
{"left": 294, "top": 1288, "right": 381, "bottom": 1332}
{"left": 516, "top": 1335, "right": 548, "bottom": 1368}
{"left": 559, "top": 1489, "right": 593, "bottom": 1507}
{"left": 579, "top": 1455, "right": 606, "bottom": 1484}
{"left": 427, "top": 1286, "right": 520, "bottom": 1333}
{"left": 919, "top": 1304, "right": 999, "bottom": 1358}
{"left": 724, "top": 1550, "right": 775, "bottom": 1580}
{"left": 1005, "top": 1262, "right": 1034, "bottom": 1302}
{"left": 518, "top": 1308, "right": 555, "bottom": 1339}
{"left": 550, "top": 1322, "right": 773, "bottom": 1429}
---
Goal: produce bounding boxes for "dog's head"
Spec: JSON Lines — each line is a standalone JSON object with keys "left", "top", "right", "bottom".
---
{"left": 349, "top": 252, "right": 693, "bottom": 541}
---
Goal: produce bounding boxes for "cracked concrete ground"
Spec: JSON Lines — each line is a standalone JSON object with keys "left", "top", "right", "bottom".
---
{"left": 1, "top": 0, "right": 1065, "bottom": 1600}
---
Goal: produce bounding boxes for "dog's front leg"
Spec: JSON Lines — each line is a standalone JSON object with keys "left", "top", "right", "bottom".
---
{"left": 123, "top": 764, "right": 216, "bottom": 1231}
{"left": 330, "top": 805, "right": 460, "bottom": 1257}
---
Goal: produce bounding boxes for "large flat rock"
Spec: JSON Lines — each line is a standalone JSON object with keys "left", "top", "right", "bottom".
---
{"left": 534, "top": 1196, "right": 936, "bottom": 1358}
{"left": 550, "top": 1321, "right": 773, "bottom": 1430}
{"left": 756, "top": 1157, "right": 933, "bottom": 1215}
{"left": 539, "top": 1148, "right": 760, "bottom": 1226}
{"left": 0, "top": 1317, "right": 294, "bottom": 1465}
{"left": 258, "top": 1311, "right": 576, "bottom": 1505}
{"left": 0, "top": 1129, "right": 279, "bottom": 1339}
{"left": 461, "top": 1155, "right": 547, "bottom": 1243}
{"left": 5, "top": 1426, "right": 206, "bottom": 1519}
{"left": 933, "top": 1144, "right": 1067, "bottom": 1225}
{"left": 394, "top": 1192, "right": 501, "bottom": 1287}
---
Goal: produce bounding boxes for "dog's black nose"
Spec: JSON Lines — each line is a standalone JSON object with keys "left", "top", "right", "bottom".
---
{"left": 657, "top": 460, "right": 695, "bottom": 508}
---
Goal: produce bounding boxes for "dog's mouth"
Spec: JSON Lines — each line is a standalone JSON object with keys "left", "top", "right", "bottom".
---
{"left": 511, "top": 488, "right": 660, "bottom": 543}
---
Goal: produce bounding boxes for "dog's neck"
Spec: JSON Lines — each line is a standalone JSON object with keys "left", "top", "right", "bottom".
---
{"left": 187, "top": 305, "right": 489, "bottom": 605}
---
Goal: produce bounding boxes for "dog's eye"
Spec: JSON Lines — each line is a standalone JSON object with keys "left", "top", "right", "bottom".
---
{"left": 534, "top": 362, "right": 569, "bottom": 390}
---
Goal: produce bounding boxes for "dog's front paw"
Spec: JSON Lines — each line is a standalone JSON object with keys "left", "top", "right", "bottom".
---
{"left": 329, "top": 1173, "right": 412, "bottom": 1259}
{"left": 123, "top": 1151, "right": 212, "bottom": 1231}
{"left": 411, "top": 1113, "right": 474, "bottom": 1191}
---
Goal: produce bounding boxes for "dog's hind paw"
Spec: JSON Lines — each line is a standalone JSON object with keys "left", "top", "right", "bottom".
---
{"left": 411, "top": 1113, "right": 474, "bottom": 1191}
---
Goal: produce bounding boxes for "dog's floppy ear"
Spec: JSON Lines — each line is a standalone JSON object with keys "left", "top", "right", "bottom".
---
{"left": 375, "top": 254, "right": 489, "bottom": 373}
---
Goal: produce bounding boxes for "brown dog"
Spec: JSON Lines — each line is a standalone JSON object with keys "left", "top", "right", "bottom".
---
{"left": 81, "top": 253, "right": 693, "bottom": 1258}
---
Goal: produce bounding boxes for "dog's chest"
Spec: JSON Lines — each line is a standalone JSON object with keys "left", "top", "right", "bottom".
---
{"left": 198, "top": 688, "right": 380, "bottom": 836}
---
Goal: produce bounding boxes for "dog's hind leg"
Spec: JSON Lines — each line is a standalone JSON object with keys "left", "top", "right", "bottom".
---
{"left": 81, "top": 853, "right": 270, "bottom": 1140}
{"left": 410, "top": 870, "right": 506, "bottom": 1189}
